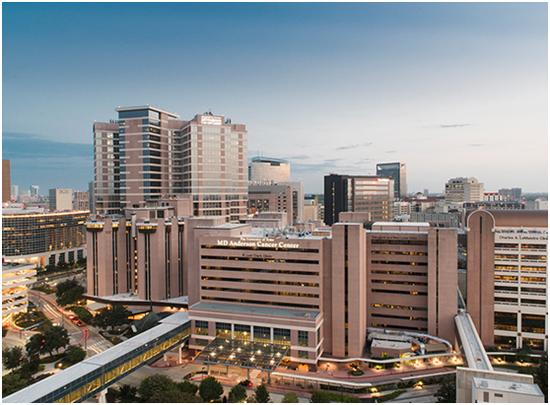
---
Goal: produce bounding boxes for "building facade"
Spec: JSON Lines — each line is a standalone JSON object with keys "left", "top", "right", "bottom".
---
{"left": 49, "top": 188, "right": 73, "bottom": 211}
{"left": 248, "top": 182, "right": 304, "bottom": 224}
{"left": 445, "top": 177, "right": 484, "bottom": 203}
{"left": 248, "top": 157, "right": 290, "bottom": 183}
{"left": 376, "top": 162, "right": 406, "bottom": 200}
{"left": 3, "top": 160, "right": 10, "bottom": 203}
{"left": 74, "top": 191, "right": 90, "bottom": 211}
{"left": 2, "top": 210, "right": 88, "bottom": 266}
{"left": 465, "top": 209, "right": 547, "bottom": 351}
{"left": 324, "top": 174, "right": 394, "bottom": 226}
{"left": 86, "top": 201, "right": 457, "bottom": 367}
{"left": 2, "top": 262, "right": 37, "bottom": 320}
{"left": 499, "top": 188, "right": 522, "bottom": 201}
{"left": 93, "top": 106, "right": 248, "bottom": 222}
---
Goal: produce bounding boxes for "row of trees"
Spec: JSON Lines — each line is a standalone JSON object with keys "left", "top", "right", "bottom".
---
{"left": 117, "top": 374, "right": 275, "bottom": 403}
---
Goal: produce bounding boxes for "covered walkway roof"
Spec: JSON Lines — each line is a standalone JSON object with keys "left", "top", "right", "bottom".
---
{"left": 194, "top": 337, "right": 289, "bottom": 371}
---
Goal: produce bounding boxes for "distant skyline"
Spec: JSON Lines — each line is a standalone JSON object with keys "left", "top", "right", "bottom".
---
{"left": 2, "top": 3, "right": 547, "bottom": 194}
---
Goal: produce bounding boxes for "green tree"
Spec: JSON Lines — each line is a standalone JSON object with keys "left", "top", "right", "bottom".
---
{"left": 515, "top": 345, "right": 532, "bottom": 363}
{"left": 93, "top": 304, "right": 132, "bottom": 331}
{"left": 176, "top": 380, "right": 199, "bottom": 395}
{"left": 70, "top": 306, "right": 93, "bottom": 324}
{"left": 25, "top": 326, "right": 69, "bottom": 357}
{"left": 56, "top": 279, "right": 80, "bottom": 297}
{"left": 18, "top": 354, "right": 40, "bottom": 380}
{"left": 199, "top": 376, "right": 224, "bottom": 402}
{"left": 115, "top": 384, "right": 138, "bottom": 403}
{"left": 56, "top": 285, "right": 85, "bottom": 307}
{"left": 254, "top": 384, "right": 271, "bottom": 403}
{"left": 2, "top": 346, "right": 25, "bottom": 371}
{"left": 149, "top": 389, "right": 199, "bottom": 403}
{"left": 281, "top": 391, "right": 299, "bottom": 402}
{"left": 138, "top": 374, "right": 177, "bottom": 402}
{"left": 64, "top": 345, "right": 86, "bottom": 364}
{"left": 435, "top": 376, "right": 456, "bottom": 403}
{"left": 2, "top": 373, "right": 28, "bottom": 397}
{"left": 134, "top": 311, "right": 161, "bottom": 333}
{"left": 228, "top": 384, "right": 247, "bottom": 402}
{"left": 310, "top": 391, "right": 332, "bottom": 403}
{"left": 535, "top": 355, "right": 548, "bottom": 402}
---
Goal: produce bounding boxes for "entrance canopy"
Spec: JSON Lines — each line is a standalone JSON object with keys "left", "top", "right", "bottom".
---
{"left": 194, "top": 338, "right": 289, "bottom": 371}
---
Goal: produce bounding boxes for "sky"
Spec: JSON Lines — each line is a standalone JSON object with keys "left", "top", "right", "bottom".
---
{"left": 2, "top": 2, "right": 548, "bottom": 195}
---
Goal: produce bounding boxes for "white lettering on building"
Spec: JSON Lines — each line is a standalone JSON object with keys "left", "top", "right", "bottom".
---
{"left": 201, "top": 115, "right": 222, "bottom": 125}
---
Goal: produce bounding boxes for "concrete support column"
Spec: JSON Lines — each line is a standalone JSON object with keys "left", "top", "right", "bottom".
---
{"left": 97, "top": 389, "right": 108, "bottom": 403}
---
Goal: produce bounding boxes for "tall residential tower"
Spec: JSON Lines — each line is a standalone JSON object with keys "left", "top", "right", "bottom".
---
{"left": 376, "top": 162, "right": 406, "bottom": 200}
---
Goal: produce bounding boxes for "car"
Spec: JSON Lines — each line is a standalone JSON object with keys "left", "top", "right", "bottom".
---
{"left": 67, "top": 314, "right": 75, "bottom": 320}
{"left": 76, "top": 321, "right": 84, "bottom": 327}
{"left": 71, "top": 317, "right": 80, "bottom": 324}
{"left": 239, "top": 380, "right": 253, "bottom": 387}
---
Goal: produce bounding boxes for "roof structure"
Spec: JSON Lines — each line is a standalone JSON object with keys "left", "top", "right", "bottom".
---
{"left": 194, "top": 337, "right": 289, "bottom": 371}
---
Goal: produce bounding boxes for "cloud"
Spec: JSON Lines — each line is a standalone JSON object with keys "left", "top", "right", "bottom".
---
{"left": 385, "top": 150, "right": 396, "bottom": 154}
{"left": 284, "top": 155, "right": 310, "bottom": 160}
{"left": 439, "top": 124, "right": 470, "bottom": 128}
{"left": 3, "top": 132, "right": 92, "bottom": 159}
{"left": 335, "top": 142, "right": 373, "bottom": 150}
{"left": 469, "top": 144, "right": 485, "bottom": 147}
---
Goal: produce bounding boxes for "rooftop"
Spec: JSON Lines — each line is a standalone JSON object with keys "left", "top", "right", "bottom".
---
{"left": 190, "top": 301, "right": 320, "bottom": 320}
{"left": 472, "top": 376, "right": 544, "bottom": 396}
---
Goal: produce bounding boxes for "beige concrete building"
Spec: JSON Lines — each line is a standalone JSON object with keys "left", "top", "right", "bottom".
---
{"left": 248, "top": 157, "right": 290, "bottom": 183}
{"left": 465, "top": 209, "right": 547, "bottom": 351}
{"left": 86, "top": 200, "right": 458, "bottom": 367}
{"left": 49, "top": 188, "right": 72, "bottom": 211}
{"left": 445, "top": 177, "right": 484, "bottom": 203}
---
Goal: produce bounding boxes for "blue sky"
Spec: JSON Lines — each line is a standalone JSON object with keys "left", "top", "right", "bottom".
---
{"left": 2, "top": 2, "right": 547, "bottom": 194}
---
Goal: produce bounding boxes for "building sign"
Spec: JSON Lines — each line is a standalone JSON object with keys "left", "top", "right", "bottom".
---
{"left": 496, "top": 234, "right": 548, "bottom": 242}
{"left": 216, "top": 237, "right": 300, "bottom": 249}
{"left": 201, "top": 115, "right": 222, "bottom": 125}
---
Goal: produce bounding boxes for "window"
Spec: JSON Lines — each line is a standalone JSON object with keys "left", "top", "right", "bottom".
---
{"left": 298, "top": 351, "right": 309, "bottom": 359}
{"left": 273, "top": 328, "right": 290, "bottom": 346}
{"left": 234, "top": 324, "right": 251, "bottom": 341}
{"left": 195, "top": 320, "right": 208, "bottom": 336}
{"left": 254, "top": 326, "right": 270, "bottom": 344}
{"left": 298, "top": 331, "right": 309, "bottom": 347}
{"left": 216, "top": 322, "right": 231, "bottom": 338}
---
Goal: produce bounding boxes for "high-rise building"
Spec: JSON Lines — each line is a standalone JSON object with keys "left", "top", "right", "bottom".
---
{"left": 88, "top": 181, "right": 95, "bottom": 214}
{"left": 2, "top": 160, "right": 11, "bottom": 203}
{"left": 11, "top": 185, "right": 18, "bottom": 200}
{"left": 30, "top": 185, "right": 39, "bottom": 197}
{"left": 499, "top": 188, "right": 522, "bottom": 201}
{"left": 324, "top": 174, "right": 394, "bottom": 226}
{"left": 2, "top": 209, "right": 88, "bottom": 267}
{"left": 444, "top": 177, "right": 484, "bottom": 203}
{"left": 248, "top": 181, "right": 304, "bottom": 224}
{"left": 93, "top": 106, "right": 248, "bottom": 222}
{"left": 86, "top": 205, "right": 457, "bottom": 366}
{"left": 376, "top": 162, "right": 406, "bottom": 200}
{"left": 248, "top": 157, "right": 290, "bottom": 183}
{"left": 49, "top": 188, "right": 73, "bottom": 211}
{"left": 74, "top": 191, "right": 90, "bottom": 211}
{"left": 464, "top": 209, "right": 547, "bottom": 351}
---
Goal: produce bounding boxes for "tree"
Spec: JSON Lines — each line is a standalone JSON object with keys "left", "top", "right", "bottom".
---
{"left": 2, "top": 346, "right": 25, "bottom": 371}
{"left": 115, "top": 384, "right": 138, "bottom": 403}
{"left": 55, "top": 278, "right": 85, "bottom": 307}
{"left": 64, "top": 345, "right": 86, "bottom": 364}
{"left": 310, "top": 391, "right": 332, "bottom": 403}
{"left": 281, "top": 392, "right": 299, "bottom": 402}
{"left": 199, "top": 376, "right": 224, "bottom": 402}
{"left": 435, "top": 376, "right": 456, "bottom": 403}
{"left": 228, "top": 384, "right": 247, "bottom": 402}
{"left": 149, "top": 389, "right": 198, "bottom": 403}
{"left": 515, "top": 345, "right": 532, "bottom": 363}
{"left": 26, "top": 326, "right": 69, "bottom": 357}
{"left": 177, "top": 380, "right": 199, "bottom": 395}
{"left": 18, "top": 354, "right": 40, "bottom": 380}
{"left": 2, "top": 373, "right": 28, "bottom": 397}
{"left": 254, "top": 384, "right": 271, "bottom": 403}
{"left": 138, "top": 374, "right": 177, "bottom": 402}
{"left": 534, "top": 355, "right": 548, "bottom": 402}
{"left": 93, "top": 304, "right": 132, "bottom": 331}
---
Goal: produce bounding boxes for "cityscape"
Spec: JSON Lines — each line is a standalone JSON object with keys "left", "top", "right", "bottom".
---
{"left": 2, "top": 2, "right": 548, "bottom": 404}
